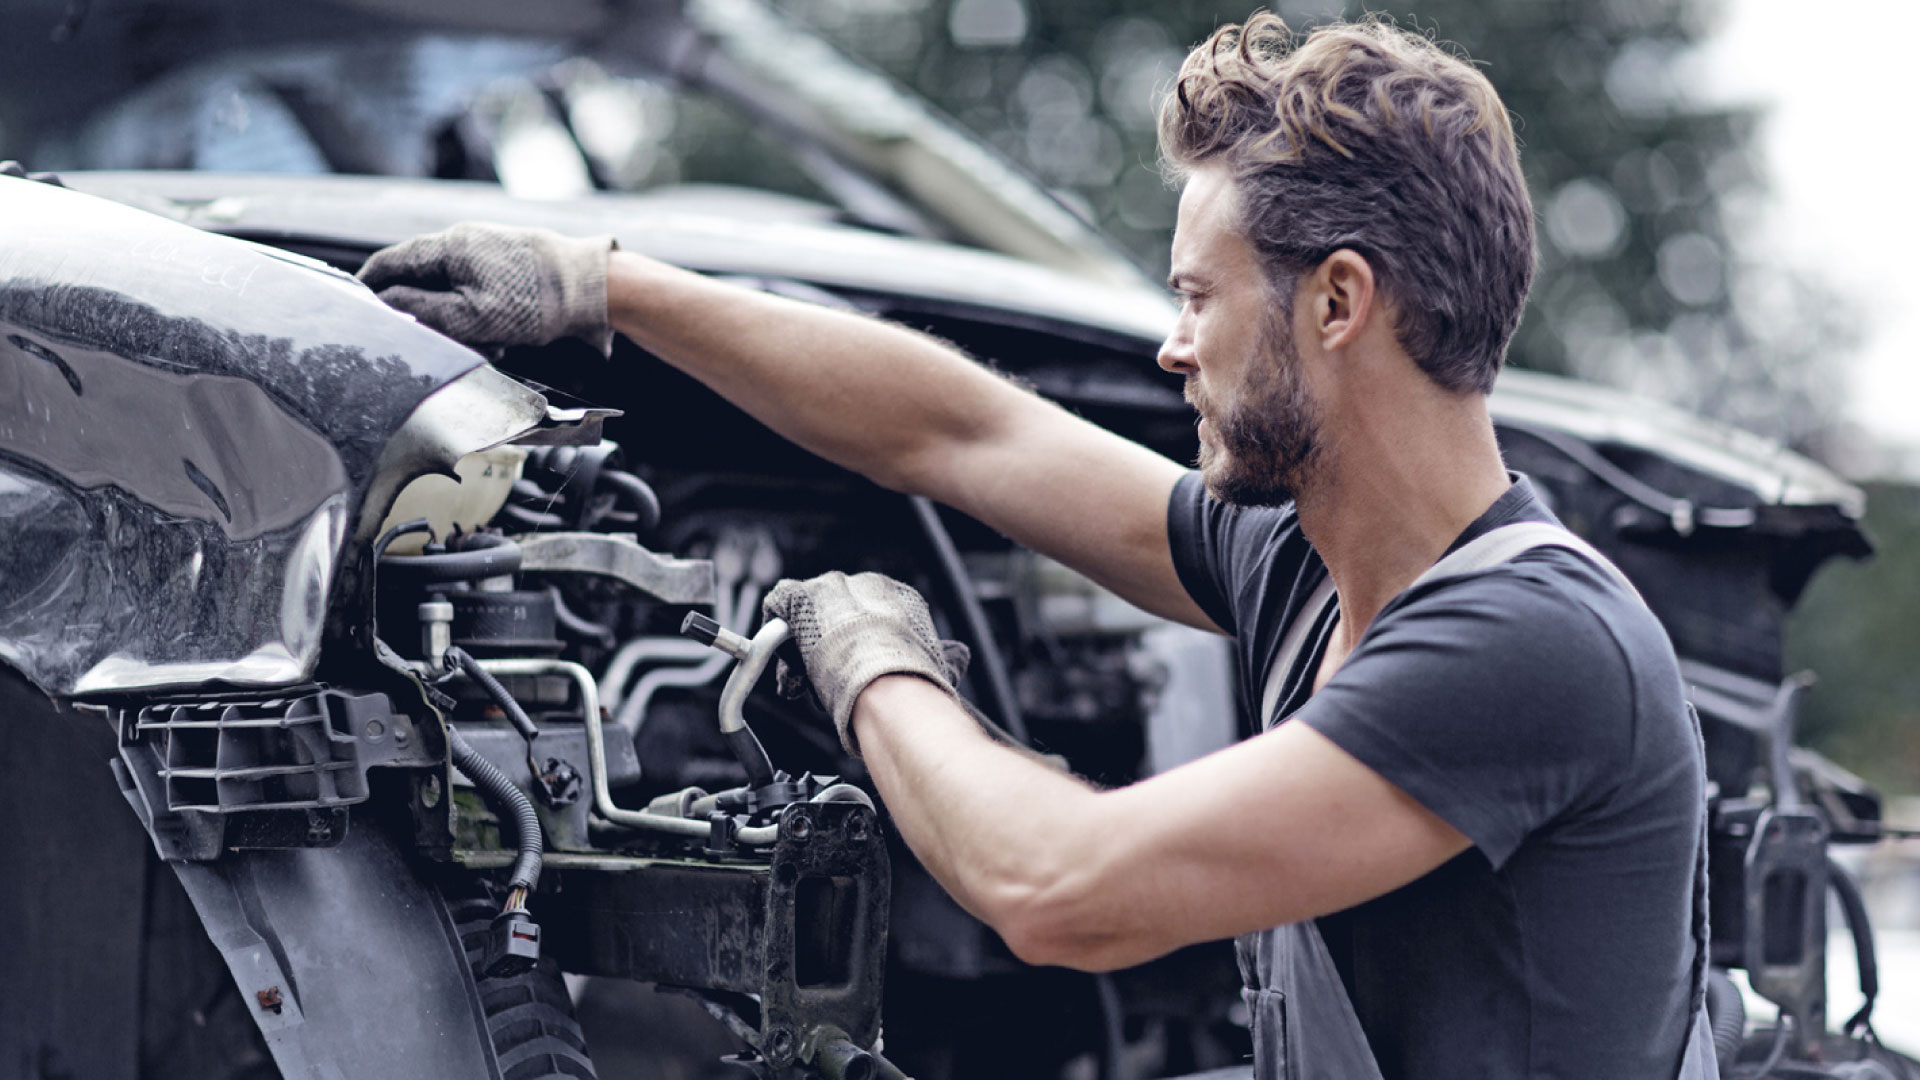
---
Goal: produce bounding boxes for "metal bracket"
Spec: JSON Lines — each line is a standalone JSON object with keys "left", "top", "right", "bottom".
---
{"left": 1743, "top": 806, "right": 1829, "bottom": 1051}
{"left": 112, "top": 690, "right": 433, "bottom": 862}
{"left": 512, "top": 404, "right": 623, "bottom": 447}
{"left": 547, "top": 799, "right": 891, "bottom": 1076}
{"left": 513, "top": 531, "right": 716, "bottom": 605}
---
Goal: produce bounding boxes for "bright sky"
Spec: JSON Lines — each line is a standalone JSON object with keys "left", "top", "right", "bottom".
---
{"left": 1692, "top": 0, "right": 1920, "bottom": 476}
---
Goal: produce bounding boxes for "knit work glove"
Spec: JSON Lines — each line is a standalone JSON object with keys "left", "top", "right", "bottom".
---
{"left": 763, "top": 572, "right": 971, "bottom": 757}
{"left": 358, "top": 223, "right": 617, "bottom": 355}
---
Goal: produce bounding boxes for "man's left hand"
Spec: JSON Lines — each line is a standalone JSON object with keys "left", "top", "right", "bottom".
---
{"left": 358, "top": 222, "right": 616, "bottom": 355}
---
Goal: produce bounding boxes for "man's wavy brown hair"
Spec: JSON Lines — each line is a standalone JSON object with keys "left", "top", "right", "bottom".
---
{"left": 1159, "top": 13, "right": 1534, "bottom": 394}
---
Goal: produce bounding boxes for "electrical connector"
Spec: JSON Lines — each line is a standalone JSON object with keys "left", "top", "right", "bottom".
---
{"left": 481, "top": 908, "right": 542, "bottom": 978}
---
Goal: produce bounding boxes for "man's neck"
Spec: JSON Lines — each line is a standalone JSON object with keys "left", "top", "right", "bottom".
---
{"left": 1294, "top": 395, "right": 1512, "bottom": 652}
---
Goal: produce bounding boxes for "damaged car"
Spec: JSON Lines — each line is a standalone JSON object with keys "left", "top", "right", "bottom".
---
{"left": 0, "top": 1, "right": 1913, "bottom": 1078}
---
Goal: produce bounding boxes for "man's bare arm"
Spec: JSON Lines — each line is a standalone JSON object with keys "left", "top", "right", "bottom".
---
{"left": 606, "top": 252, "right": 1216, "bottom": 633}
{"left": 851, "top": 675, "right": 1470, "bottom": 972}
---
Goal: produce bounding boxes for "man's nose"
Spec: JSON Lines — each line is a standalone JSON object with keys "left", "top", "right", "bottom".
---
{"left": 1157, "top": 325, "right": 1197, "bottom": 376}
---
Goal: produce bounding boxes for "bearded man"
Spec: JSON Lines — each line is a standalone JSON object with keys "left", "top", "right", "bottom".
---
{"left": 361, "top": 15, "right": 1714, "bottom": 1078}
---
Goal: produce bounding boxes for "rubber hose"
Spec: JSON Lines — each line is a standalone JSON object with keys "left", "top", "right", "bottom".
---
{"left": 1830, "top": 856, "right": 1880, "bottom": 1035}
{"left": 447, "top": 645, "right": 540, "bottom": 742}
{"left": 380, "top": 541, "right": 524, "bottom": 584}
{"left": 908, "top": 495, "right": 1029, "bottom": 744}
{"left": 447, "top": 726, "right": 543, "bottom": 892}
{"left": 599, "top": 469, "right": 663, "bottom": 532}
{"left": 1706, "top": 967, "right": 1746, "bottom": 1077}
{"left": 502, "top": 502, "right": 569, "bottom": 531}
{"left": 726, "top": 725, "right": 777, "bottom": 788}
{"left": 548, "top": 587, "right": 616, "bottom": 648}
{"left": 374, "top": 517, "right": 434, "bottom": 562}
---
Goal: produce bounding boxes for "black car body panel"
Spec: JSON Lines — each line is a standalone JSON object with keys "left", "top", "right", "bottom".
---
{"left": 0, "top": 173, "right": 486, "bottom": 695}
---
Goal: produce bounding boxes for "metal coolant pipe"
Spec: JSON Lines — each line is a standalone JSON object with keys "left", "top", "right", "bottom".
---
{"left": 704, "top": 616, "right": 785, "bottom": 788}
{"left": 475, "top": 658, "right": 780, "bottom": 846}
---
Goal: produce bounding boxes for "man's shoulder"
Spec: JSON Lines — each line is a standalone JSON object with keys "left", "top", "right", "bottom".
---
{"left": 1171, "top": 470, "right": 1301, "bottom": 550}
{"left": 1169, "top": 470, "right": 1317, "bottom": 641}
{"left": 1401, "top": 543, "right": 1668, "bottom": 662}
{"left": 1363, "top": 545, "right": 1683, "bottom": 740}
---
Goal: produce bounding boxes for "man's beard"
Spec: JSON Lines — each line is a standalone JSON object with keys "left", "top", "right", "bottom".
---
{"left": 1188, "top": 313, "right": 1325, "bottom": 507}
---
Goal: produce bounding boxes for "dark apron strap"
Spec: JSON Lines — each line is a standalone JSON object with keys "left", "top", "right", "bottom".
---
{"left": 1675, "top": 702, "right": 1721, "bottom": 1079}
{"left": 1237, "top": 922, "right": 1386, "bottom": 1080}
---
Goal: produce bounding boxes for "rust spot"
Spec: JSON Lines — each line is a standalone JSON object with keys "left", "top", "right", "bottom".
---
{"left": 256, "top": 986, "right": 284, "bottom": 1014}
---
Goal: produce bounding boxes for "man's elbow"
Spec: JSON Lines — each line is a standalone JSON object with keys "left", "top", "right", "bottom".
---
{"left": 986, "top": 878, "right": 1156, "bottom": 973}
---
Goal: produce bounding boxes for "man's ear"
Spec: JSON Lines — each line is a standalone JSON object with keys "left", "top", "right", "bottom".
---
{"left": 1314, "top": 249, "right": 1376, "bottom": 352}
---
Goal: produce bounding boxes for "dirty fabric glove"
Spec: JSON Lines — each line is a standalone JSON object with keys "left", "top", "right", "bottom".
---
{"left": 358, "top": 222, "right": 617, "bottom": 355}
{"left": 763, "top": 571, "right": 971, "bottom": 757}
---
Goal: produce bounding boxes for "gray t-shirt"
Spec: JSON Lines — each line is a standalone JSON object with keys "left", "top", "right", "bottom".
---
{"left": 1168, "top": 472, "right": 1705, "bottom": 1080}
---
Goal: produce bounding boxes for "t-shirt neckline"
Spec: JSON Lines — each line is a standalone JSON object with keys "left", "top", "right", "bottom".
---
{"left": 1276, "top": 474, "right": 1553, "bottom": 721}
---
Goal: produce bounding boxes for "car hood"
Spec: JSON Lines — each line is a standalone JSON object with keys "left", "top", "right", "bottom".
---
{"left": 62, "top": 171, "right": 1176, "bottom": 347}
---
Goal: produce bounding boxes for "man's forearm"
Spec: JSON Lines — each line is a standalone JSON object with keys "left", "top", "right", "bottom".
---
{"left": 851, "top": 675, "right": 1122, "bottom": 964}
{"left": 606, "top": 251, "right": 1033, "bottom": 497}
{"left": 606, "top": 251, "right": 1218, "bottom": 636}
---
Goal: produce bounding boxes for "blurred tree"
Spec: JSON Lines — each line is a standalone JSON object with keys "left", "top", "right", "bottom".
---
{"left": 774, "top": 0, "right": 1857, "bottom": 454}
{"left": 1789, "top": 481, "right": 1920, "bottom": 796}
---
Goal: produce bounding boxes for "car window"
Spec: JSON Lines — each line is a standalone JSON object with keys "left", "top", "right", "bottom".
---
{"left": 27, "top": 35, "right": 838, "bottom": 211}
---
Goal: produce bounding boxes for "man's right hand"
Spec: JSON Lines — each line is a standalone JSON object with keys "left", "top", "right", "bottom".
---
{"left": 358, "top": 223, "right": 617, "bottom": 355}
{"left": 762, "top": 571, "right": 972, "bottom": 757}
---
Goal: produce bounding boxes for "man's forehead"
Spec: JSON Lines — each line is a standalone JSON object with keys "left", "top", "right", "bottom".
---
{"left": 1169, "top": 168, "right": 1250, "bottom": 279}
{"left": 1179, "top": 167, "right": 1235, "bottom": 212}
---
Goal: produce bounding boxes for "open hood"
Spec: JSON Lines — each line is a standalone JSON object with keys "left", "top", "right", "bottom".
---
{"left": 0, "top": 0, "right": 1161, "bottom": 299}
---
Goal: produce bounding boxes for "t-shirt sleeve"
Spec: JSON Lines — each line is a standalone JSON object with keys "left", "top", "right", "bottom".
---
{"left": 1295, "top": 567, "right": 1635, "bottom": 869}
{"left": 1166, "top": 470, "right": 1239, "bottom": 635}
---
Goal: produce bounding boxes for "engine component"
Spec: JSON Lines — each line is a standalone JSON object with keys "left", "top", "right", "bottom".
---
{"left": 110, "top": 690, "right": 432, "bottom": 861}
{"left": 450, "top": 589, "right": 565, "bottom": 657}
{"left": 910, "top": 495, "right": 1028, "bottom": 744}
{"left": 479, "top": 906, "right": 543, "bottom": 979}
{"left": 685, "top": 611, "right": 780, "bottom": 788}
{"left": 504, "top": 440, "right": 662, "bottom": 533}
{"left": 378, "top": 446, "right": 528, "bottom": 556}
{"left": 446, "top": 726, "right": 543, "bottom": 895}
{"left": 481, "top": 657, "right": 781, "bottom": 846}
{"left": 600, "top": 526, "right": 767, "bottom": 730}
{"left": 545, "top": 798, "right": 891, "bottom": 1074}
{"left": 380, "top": 532, "right": 524, "bottom": 585}
{"left": 515, "top": 531, "right": 717, "bottom": 605}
